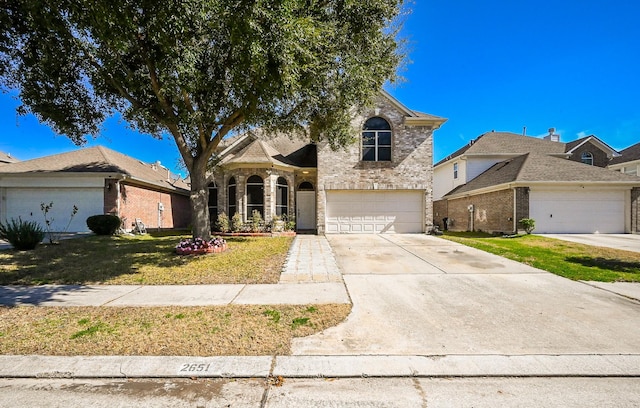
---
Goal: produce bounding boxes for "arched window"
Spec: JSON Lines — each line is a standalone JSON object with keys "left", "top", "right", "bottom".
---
{"left": 298, "top": 181, "right": 315, "bottom": 191}
{"left": 208, "top": 181, "right": 218, "bottom": 227}
{"left": 246, "top": 175, "right": 264, "bottom": 217}
{"left": 227, "top": 177, "right": 237, "bottom": 217}
{"left": 276, "top": 177, "right": 289, "bottom": 216}
{"left": 362, "top": 117, "right": 392, "bottom": 161}
{"left": 581, "top": 152, "right": 593, "bottom": 165}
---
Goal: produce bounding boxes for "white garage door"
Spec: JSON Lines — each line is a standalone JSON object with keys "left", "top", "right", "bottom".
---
{"left": 530, "top": 189, "right": 625, "bottom": 233}
{"left": 326, "top": 190, "right": 423, "bottom": 233}
{"left": 4, "top": 188, "right": 104, "bottom": 232}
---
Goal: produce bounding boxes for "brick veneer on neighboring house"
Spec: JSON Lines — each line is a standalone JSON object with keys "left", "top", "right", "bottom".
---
{"left": 569, "top": 140, "right": 611, "bottom": 168}
{"left": 103, "top": 179, "right": 190, "bottom": 230}
{"left": 444, "top": 189, "right": 514, "bottom": 233}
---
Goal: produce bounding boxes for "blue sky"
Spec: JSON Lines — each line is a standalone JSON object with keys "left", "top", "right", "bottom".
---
{"left": 1, "top": 0, "right": 639, "bottom": 175}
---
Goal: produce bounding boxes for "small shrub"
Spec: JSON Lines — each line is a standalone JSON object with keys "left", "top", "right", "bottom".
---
{"left": 519, "top": 218, "right": 536, "bottom": 234}
{"left": 40, "top": 202, "right": 79, "bottom": 243}
{"left": 0, "top": 217, "right": 45, "bottom": 250}
{"left": 216, "top": 212, "right": 230, "bottom": 233}
{"left": 86, "top": 214, "right": 121, "bottom": 235}
{"left": 284, "top": 213, "right": 296, "bottom": 231}
{"left": 231, "top": 213, "right": 243, "bottom": 232}
{"left": 250, "top": 210, "right": 264, "bottom": 232}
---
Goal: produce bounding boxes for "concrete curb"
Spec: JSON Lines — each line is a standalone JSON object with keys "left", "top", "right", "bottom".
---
{"left": 1, "top": 354, "right": 639, "bottom": 379}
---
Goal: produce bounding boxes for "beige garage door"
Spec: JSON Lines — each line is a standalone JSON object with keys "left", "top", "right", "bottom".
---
{"left": 325, "top": 190, "right": 424, "bottom": 233}
{"left": 4, "top": 188, "right": 104, "bottom": 232}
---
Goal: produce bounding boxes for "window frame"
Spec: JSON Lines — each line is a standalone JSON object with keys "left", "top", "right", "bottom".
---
{"left": 453, "top": 162, "right": 459, "bottom": 179}
{"left": 246, "top": 175, "right": 264, "bottom": 218}
{"left": 227, "top": 177, "right": 237, "bottom": 217}
{"left": 361, "top": 117, "right": 392, "bottom": 162}
{"left": 275, "top": 177, "right": 289, "bottom": 217}
{"left": 581, "top": 152, "right": 594, "bottom": 166}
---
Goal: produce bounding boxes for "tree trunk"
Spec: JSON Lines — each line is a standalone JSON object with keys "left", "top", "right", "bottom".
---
{"left": 189, "top": 158, "right": 211, "bottom": 240}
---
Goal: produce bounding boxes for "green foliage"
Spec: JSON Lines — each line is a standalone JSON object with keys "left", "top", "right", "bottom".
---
{"left": 0, "top": 217, "right": 45, "bottom": 250}
{"left": 86, "top": 214, "right": 121, "bottom": 235}
{"left": 250, "top": 210, "right": 264, "bottom": 233}
{"left": 291, "top": 317, "right": 310, "bottom": 329}
{"left": 216, "top": 212, "right": 230, "bottom": 233}
{"left": 0, "top": 0, "right": 405, "bottom": 240}
{"left": 263, "top": 309, "right": 281, "bottom": 323}
{"left": 519, "top": 218, "right": 536, "bottom": 234}
{"left": 284, "top": 213, "right": 296, "bottom": 232}
{"left": 231, "top": 213, "right": 243, "bottom": 233}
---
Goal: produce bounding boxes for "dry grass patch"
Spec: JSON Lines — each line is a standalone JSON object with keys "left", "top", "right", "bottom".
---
{"left": 0, "top": 234, "right": 293, "bottom": 285}
{"left": 0, "top": 304, "right": 351, "bottom": 356}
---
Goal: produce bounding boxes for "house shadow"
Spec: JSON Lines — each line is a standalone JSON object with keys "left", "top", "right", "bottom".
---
{"left": 0, "top": 285, "right": 98, "bottom": 307}
{"left": 565, "top": 256, "right": 640, "bottom": 273}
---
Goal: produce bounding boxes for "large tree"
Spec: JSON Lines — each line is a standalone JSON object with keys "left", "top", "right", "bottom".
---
{"left": 0, "top": 0, "right": 404, "bottom": 239}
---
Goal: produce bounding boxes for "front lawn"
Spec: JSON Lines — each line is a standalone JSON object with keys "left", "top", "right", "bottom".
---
{"left": 0, "top": 233, "right": 294, "bottom": 285}
{"left": 441, "top": 232, "right": 640, "bottom": 282}
{"left": 0, "top": 304, "right": 351, "bottom": 356}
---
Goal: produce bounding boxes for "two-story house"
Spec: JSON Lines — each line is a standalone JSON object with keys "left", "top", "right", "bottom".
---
{"left": 210, "top": 90, "right": 447, "bottom": 234}
{"left": 433, "top": 130, "right": 640, "bottom": 234}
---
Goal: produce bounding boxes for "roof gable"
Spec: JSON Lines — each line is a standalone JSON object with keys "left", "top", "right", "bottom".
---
{"left": 610, "top": 142, "right": 640, "bottom": 165}
{"left": 564, "top": 135, "right": 619, "bottom": 158}
{"left": 0, "top": 151, "right": 19, "bottom": 164}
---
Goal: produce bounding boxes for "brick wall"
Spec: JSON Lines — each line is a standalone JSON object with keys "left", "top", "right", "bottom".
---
{"left": 103, "top": 179, "right": 118, "bottom": 215}
{"left": 118, "top": 183, "right": 190, "bottom": 230}
{"left": 514, "top": 187, "right": 530, "bottom": 230}
{"left": 446, "top": 189, "right": 515, "bottom": 233}
{"left": 316, "top": 95, "right": 435, "bottom": 233}
{"left": 632, "top": 187, "right": 640, "bottom": 234}
{"left": 433, "top": 199, "right": 448, "bottom": 229}
{"left": 568, "top": 141, "right": 610, "bottom": 168}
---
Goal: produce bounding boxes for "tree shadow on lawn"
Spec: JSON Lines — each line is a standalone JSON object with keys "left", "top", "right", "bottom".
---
{"left": 565, "top": 256, "right": 640, "bottom": 274}
{"left": 0, "top": 235, "right": 198, "bottom": 285}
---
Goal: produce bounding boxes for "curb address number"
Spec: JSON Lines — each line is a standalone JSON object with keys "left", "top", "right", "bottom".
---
{"left": 179, "top": 363, "right": 212, "bottom": 373}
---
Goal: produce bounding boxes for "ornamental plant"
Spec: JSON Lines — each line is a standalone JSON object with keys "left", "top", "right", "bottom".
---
{"left": 175, "top": 236, "right": 227, "bottom": 255}
{"left": 519, "top": 218, "right": 536, "bottom": 234}
{"left": 0, "top": 217, "right": 45, "bottom": 250}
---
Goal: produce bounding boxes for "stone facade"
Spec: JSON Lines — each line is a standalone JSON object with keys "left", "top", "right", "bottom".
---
{"left": 316, "top": 95, "right": 436, "bottom": 233}
{"left": 445, "top": 189, "right": 515, "bottom": 234}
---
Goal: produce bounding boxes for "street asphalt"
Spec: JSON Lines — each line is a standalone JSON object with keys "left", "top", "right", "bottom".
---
{"left": 1, "top": 233, "right": 639, "bottom": 406}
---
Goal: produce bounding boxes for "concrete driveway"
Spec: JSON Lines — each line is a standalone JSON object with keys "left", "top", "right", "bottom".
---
{"left": 540, "top": 234, "right": 640, "bottom": 253}
{"left": 292, "top": 234, "right": 640, "bottom": 356}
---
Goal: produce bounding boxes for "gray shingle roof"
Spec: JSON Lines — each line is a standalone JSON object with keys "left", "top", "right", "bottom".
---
{"left": 0, "top": 151, "right": 19, "bottom": 164}
{"left": 435, "top": 131, "right": 568, "bottom": 166}
{"left": 446, "top": 153, "right": 640, "bottom": 196}
{"left": 610, "top": 142, "right": 640, "bottom": 165}
{"left": 0, "top": 146, "right": 189, "bottom": 193}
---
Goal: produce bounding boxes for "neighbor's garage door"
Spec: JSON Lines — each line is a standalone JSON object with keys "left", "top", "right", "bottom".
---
{"left": 530, "top": 189, "right": 625, "bottom": 233}
{"left": 4, "top": 188, "right": 104, "bottom": 232}
{"left": 325, "top": 190, "right": 423, "bottom": 233}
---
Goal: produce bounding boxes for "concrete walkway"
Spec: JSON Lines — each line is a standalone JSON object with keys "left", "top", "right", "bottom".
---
{"left": 1, "top": 234, "right": 640, "bottom": 385}
{"left": 540, "top": 233, "right": 640, "bottom": 253}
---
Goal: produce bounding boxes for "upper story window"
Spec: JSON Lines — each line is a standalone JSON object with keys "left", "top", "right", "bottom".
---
{"left": 581, "top": 152, "right": 594, "bottom": 166}
{"left": 453, "top": 162, "right": 459, "bottom": 179}
{"left": 362, "top": 117, "right": 392, "bottom": 161}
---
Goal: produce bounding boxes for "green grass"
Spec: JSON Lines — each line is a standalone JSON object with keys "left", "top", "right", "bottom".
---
{"left": 441, "top": 232, "right": 640, "bottom": 282}
{"left": 0, "top": 232, "right": 293, "bottom": 285}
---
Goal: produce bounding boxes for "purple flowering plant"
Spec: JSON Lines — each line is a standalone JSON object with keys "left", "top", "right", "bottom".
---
{"left": 175, "top": 236, "right": 227, "bottom": 254}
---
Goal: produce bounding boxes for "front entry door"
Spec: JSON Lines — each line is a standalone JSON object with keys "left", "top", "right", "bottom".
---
{"left": 296, "top": 191, "right": 316, "bottom": 230}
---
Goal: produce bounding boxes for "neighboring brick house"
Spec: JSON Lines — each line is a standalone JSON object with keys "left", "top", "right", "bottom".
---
{"left": 0, "top": 151, "right": 19, "bottom": 165}
{"left": 433, "top": 131, "right": 640, "bottom": 234}
{"left": 0, "top": 146, "right": 190, "bottom": 232}
{"left": 210, "top": 90, "right": 446, "bottom": 234}
{"left": 609, "top": 142, "right": 640, "bottom": 177}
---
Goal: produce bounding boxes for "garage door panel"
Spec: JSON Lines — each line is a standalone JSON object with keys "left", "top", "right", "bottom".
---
{"left": 530, "top": 189, "right": 624, "bottom": 234}
{"left": 326, "top": 190, "right": 423, "bottom": 234}
{"left": 4, "top": 188, "right": 103, "bottom": 232}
